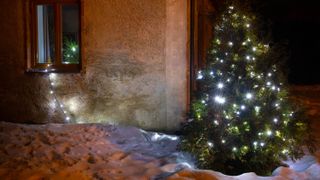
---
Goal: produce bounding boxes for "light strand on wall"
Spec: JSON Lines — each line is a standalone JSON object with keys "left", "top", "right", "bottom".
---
{"left": 46, "top": 65, "right": 72, "bottom": 123}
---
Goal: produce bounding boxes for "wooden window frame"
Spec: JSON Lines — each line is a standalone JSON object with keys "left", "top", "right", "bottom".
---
{"left": 27, "top": 0, "right": 82, "bottom": 73}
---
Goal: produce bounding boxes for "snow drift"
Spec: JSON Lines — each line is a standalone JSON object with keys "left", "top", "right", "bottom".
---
{"left": 0, "top": 122, "right": 319, "bottom": 180}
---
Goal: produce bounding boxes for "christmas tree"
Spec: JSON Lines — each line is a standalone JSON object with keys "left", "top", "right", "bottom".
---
{"left": 180, "top": 4, "right": 313, "bottom": 175}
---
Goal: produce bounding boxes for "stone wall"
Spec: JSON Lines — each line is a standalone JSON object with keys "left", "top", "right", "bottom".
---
{"left": 0, "top": 0, "right": 189, "bottom": 131}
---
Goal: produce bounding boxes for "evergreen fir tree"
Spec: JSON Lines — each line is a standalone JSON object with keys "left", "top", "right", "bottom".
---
{"left": 180, "top": 4, "right": 313, "bottom": 175}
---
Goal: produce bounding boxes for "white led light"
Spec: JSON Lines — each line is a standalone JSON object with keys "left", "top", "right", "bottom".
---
{"left": 50, "top": 91, "right": 53, "bottom": 94}
{"left": 253, "top": 141, "right": 257, "bottom": 146}
{"left": 241, "top": 105, "right": 246, "bottom": 110}
{"left": 208, "top": 142, "right": 214, "bottom": 147}
{"left": 228, "top": 42, "right": 233, "bottom": 46}
{"left": 266, "top": 130, "right": 272, "bottom": 136}
{"left": 252, "top": 47, "right": 257, "bottom": 51}
{"left": 272, "top": 86, "right": 276, "bottom": 90}
{"left": 222, "top": 139, "right": 226, "bottom": 143}
{"left": 214, "top": 120, "right": 219, "bottom": 125}
{"left": 246, "top": 55, "right": 251, "bottom": 60}
{"left": 260, "top": 142, "right": 265, "bottom": 147}
{"left": 267, "top": 82, "right": 271, "bottom": 86}
{"left": 246, "top": 93, "right": 253, "bottom": 99}
{"left": 214, "top": 96, "right": 226, "bottom": 104}
{"left": 217, "top": 83, "right": 224, "bottom": 89}
{"left": 273, "top": 118, "right": 278, "bottom": 123}
{"left": 210, "top": 71, "right": 214, "bottom": 75}
{"left": 268, "top": 73, "right": 272, "bottom": 77}
{"left": 66, "top": 117, "right": 70, "bottom": 121}
{"left": 232, "top": 147, "right": 237, "bottom": 152}
{"left": 246, "top": 24, "right": 250, "bottom": 28}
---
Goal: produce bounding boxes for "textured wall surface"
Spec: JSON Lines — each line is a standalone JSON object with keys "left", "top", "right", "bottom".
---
{"left": 0, "top": 0, "right": 188, "bottom": 130}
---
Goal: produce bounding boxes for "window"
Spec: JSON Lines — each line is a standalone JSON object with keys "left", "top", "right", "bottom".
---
{"left": 28, "top": 0, "right": 81, "bottom": 72}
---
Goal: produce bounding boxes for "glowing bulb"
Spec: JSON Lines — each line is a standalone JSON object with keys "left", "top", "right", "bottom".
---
{"left": 214, "top": 96, "right": 226, "bottom": 104}
{"left": 50, "top": 90, "right": 53, "bottom": 94}
{"left": 232, "top": 147, "right": 237, "bottom": 152}
{"left": 222, "top": 139, "right": 226, "bottom": 143}
{"left": 273, "top": 118, "right": 278, "bottom": 123}
{"left": 229, "top": 6, "right": 234, "bottom": 9}
{"left": 252, "top": 47, "right": 257, "bottom": 51}
{"left": 282, "top": 149, "right": 288, "bottom": 154}
{"left": 260, "top": 142, "right": 265, "bottom": 147}
{"left": 217, "top": 83, "right": 224, "bottom": 89}
{"left": 272, "top": 86, "right": 276, "bottom": 90}
{"left": 197, "top": 71, "right": 203, "bottom": 80}
{"left": 236, "top": 111, "right": 240, "bottom": 115}
{"left": 246, "top": 24, "right": 250, "bottom": 28}
{"left": 227, "top": 78, "right": 231, "bottom": 82}
{"left": 266, "top": 130, "right": 272, "bottom": 136}
{"left": 268, "top": 73, "right": 272, "bottom": 77}
{"left": 214, "top": 120, "right": 219, "bottom": 125}
{"left": 66, "top": 117, "right": 70, "bottom": 121}
{"left": 253, "top": 141, "right": 258, "bottom": 146}
{"left": 72, "top": 47, "right": 76, "bottom": 52}
{"left": 210, "top": 71, "right": 214, "bottom": 75}
{"left": 275, "top": 103, "right": 279, "bottom": 107}
{"left": 208, "top": 142, "right": 213, "bottom": 147}
{"left": 241, "top": 105, "right": 246, "bottom": 110}
{"left": 63, "top": 110, "right": 67, "bottom": 114}
{"left": 49, "top": 73, "right": 56, "bottom": 79}
{"left": 228, "top": 42, "right": 233, "bottom": 46}
{"left": 44, "top": 69, "right": 48, "bottom": 72}
{"left": 267, "top": 82, "right": 271, "bottom": 86}
{"left": 51, "top": 82, "right": 54, "bottom": 86}
{"left": 246, "top": 93, "right": 253, "bottom": 99}
{"left": 60, "top": 104, "right": 64, "bottom": 108}
{"left": 246, "top": 55, "right": 251, "bottom": 60}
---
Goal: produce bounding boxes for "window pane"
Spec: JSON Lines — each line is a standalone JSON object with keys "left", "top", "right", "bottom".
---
{"left": 37, "top": 5, "right": 55, "bottom": 64}
{"left": 62, "top": 4, "right": 80, "bottom": 64}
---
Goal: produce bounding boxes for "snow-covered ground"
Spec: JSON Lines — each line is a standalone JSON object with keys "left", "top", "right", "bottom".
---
{"left": 0, "top": 121, "right": 319, "bottom": 180}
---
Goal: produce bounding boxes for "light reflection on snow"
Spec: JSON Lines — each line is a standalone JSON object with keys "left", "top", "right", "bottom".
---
{"left": 151, "top": 133, "right": 178, "bottom": 141}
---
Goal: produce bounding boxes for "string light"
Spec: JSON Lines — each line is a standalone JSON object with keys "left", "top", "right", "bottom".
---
{"left": 217, "top": 83, "right": 224, "bottom": 89}
{"left": 246, "top": 93, "right": 253, "bottom": 99}
{"left": 266, "top": 130, "right": 272, "bottom": 136}
{"left": 197, "top": 71, "right": 203, "bottom": 80}
{"left": 214, "top": 96, "right": 226, "bottom": 104}
{"left": 47, "top": 70, "right": 73, "bottom": 123}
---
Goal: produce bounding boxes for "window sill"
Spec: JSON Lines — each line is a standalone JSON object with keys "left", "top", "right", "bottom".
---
{"left": 26, "top": 64, "right": 81, "bottom": 73}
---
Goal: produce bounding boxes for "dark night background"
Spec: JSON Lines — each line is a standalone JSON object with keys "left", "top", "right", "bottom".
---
{"left": 255, "top": 0, "right": 320, "bottom": 85}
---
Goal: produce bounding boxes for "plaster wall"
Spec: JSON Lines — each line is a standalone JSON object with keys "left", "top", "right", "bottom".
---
{"left": 0, "top": 0, "right": 189, "bottom": 130}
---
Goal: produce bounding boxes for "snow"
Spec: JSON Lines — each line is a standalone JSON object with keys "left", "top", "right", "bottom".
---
{"left": 0, "top": 121, "right": 319, "bottom": 180}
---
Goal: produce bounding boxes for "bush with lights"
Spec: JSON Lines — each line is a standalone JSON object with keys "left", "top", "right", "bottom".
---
{"left": 180, "top": 3, "right": 313, "bottom": 175}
